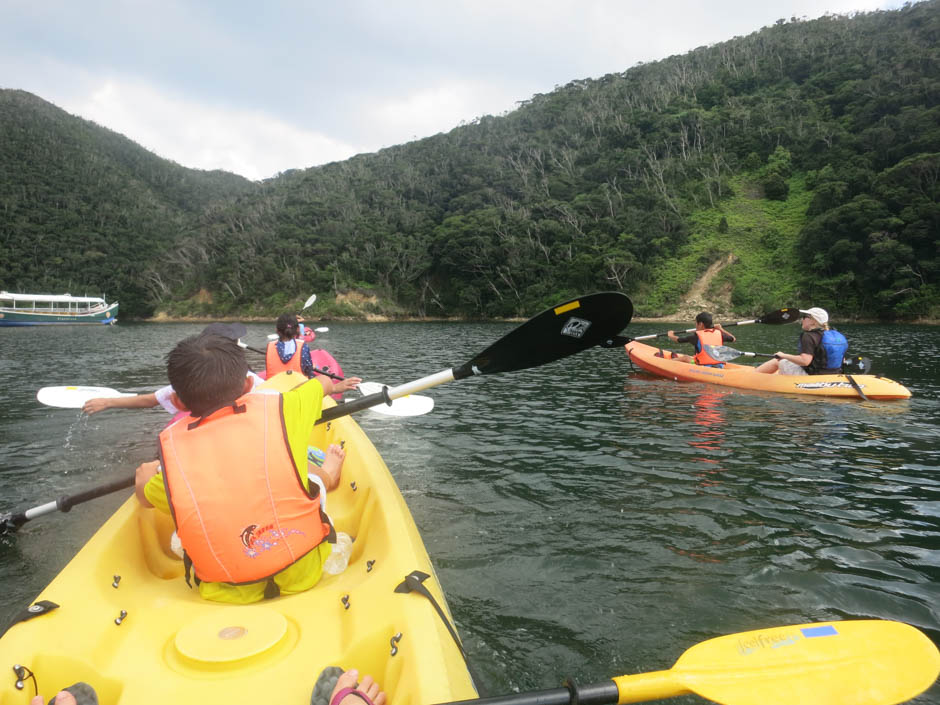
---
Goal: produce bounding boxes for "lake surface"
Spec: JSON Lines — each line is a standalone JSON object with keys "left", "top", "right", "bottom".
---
{"left": 1, "top": 317, "right": 938, "bottom": 703}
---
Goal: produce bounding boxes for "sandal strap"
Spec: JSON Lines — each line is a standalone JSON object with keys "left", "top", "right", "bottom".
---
{"left": 330, "top": 688, "right": 375, "bottom": 705}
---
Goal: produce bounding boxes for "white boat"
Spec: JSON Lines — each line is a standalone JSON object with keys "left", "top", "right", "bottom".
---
{"left": 0, "top": 291, "right": 119, "bottom": 326}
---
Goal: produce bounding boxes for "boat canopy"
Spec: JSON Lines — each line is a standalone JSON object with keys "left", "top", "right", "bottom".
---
{"left": 0, "top": 291, "right": 110, "bottom": 305}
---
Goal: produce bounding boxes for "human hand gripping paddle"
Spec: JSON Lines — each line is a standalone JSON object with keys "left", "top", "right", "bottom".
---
{"left": 433, "top": 620, "right": 939, "bottom": 705}
{"left": 5, "top": 292, "right": 633, "bottom": 531}
{"left": 626, "top": 308, "right": 801, "bottom": 342}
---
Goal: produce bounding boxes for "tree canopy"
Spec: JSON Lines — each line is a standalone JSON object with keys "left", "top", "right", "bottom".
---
{"left": 1, "top": 1, "right": 937, "bottom": 320}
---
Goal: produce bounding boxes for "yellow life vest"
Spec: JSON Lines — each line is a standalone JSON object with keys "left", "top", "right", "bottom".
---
{"left": 158, "top": 392, "right": 331, "bottom": 585}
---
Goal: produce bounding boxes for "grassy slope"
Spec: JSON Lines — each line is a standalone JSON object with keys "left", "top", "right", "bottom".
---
{"left": 639, "top": 174, "right": 811, "bottom": 317}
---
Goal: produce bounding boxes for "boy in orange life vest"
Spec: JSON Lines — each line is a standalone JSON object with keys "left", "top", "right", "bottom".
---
{"left": 133, "top": 334, "right": 362, "bottom": 604}
{"left": 667, "top": 312, "right": 736, "bottom": 367}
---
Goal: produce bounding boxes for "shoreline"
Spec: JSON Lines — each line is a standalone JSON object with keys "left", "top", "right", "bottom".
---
{"left": 133, "top": 314, "right": 940, "bottom": 325}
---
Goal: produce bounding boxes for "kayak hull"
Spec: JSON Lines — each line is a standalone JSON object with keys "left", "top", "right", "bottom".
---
{"left": 625, "top": 340, "right": 912, "bottom": 400}
{"left": 310, "top": 348, "right": 345, "bottom": 400}
{"left": 0, "top": 374, "right": 476, "bottom": 704}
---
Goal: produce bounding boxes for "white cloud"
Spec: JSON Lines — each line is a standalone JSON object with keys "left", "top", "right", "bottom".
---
{"left": 1, "top": 0, "right": 911, "bottom": 180}
{"left": 368, "top": 79, "right": 520, "bottom": 146}
{"left": 65, "top": 80, "right": 361, "bottom": 181}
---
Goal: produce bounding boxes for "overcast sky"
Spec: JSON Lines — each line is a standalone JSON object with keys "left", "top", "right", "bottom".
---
{"left": 1, "top": 0, "right": 905, "bottom": 181}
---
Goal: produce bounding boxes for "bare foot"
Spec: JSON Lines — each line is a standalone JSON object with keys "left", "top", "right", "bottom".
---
{"left": 315, "top": 443, "right": 346, "bottom": 491}
{"left": 330, "top": 669, "right": 387, "bottom": 705}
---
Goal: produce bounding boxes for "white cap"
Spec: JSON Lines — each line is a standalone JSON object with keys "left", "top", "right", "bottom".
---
{"left": 799, "top": 307, "right": 829, "bottom": 325}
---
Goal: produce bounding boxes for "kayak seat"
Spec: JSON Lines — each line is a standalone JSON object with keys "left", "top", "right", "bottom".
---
{"left": 137, "top": 507, "right": 184, "bottom": 580}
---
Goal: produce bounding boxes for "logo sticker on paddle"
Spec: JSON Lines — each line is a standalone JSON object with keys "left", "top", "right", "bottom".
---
{"left": 560, "top": 317, "right": 591, "bottom": 339}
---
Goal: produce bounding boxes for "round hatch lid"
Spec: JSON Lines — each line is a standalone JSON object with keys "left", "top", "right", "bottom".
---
{"left": 175, "top": 607, "right": 288, "bottom": 664}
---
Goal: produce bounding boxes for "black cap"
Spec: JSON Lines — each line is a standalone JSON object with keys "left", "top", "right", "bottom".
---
{"left": 200, "top": 322, "right": 247, "bottom": 340}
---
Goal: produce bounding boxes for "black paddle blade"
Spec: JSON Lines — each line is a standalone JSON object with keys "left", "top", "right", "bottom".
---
{"left": 758, "top": 307, "right": 801, "bottom": 325}
{"left": 455, "top": 293, "right": 633, "bottom": 379}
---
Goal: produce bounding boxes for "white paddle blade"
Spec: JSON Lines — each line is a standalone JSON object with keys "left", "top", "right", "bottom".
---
{"left": 37, "top": 386, "right": 135, "bottom": 409}
{"left": 315, "top": 327, "right": 329, "bottom": 333}
{"left": 358, "top": 382, "right": 434, "bottom": 417}
{"left": 267, "top": 333, "right": 278, "bottom": 340}
{"left": 302, "top": 294, "right": 317, "bottom": 309}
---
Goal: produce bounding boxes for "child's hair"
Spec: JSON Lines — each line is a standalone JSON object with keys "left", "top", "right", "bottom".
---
{"left": 276, "top": 313, "right": 300, "bottom": 340}
{"left": 166, "top": 334, "right": 248, "bottom": 416}
{"left": 695, "top": 312, "right": 714, "bottom": 328}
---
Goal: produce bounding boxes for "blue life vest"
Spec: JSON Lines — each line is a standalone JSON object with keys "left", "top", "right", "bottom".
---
{"left": 799, "top": 329, "right": 848, "bottom": 373}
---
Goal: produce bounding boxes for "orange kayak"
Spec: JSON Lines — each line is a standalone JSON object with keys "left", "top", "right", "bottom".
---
{"left": 625, "top": 340, "right": 912, "bottom": 400}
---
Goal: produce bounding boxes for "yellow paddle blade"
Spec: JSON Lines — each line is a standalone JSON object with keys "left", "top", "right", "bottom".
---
{"left": 614, "top": 620, "right": 939, "bottom": 705}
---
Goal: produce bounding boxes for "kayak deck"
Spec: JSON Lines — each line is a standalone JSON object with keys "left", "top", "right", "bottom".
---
{"left": 625, "top": 340, "right": 912, "bottom": 400}
{"left": 0, "top": 378, "right": 476, "bottom": 704}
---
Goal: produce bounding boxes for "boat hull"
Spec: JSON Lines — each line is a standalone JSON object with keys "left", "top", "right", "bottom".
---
{"left": 0, "top": 303, "right": 118, "bottom": 326}
{"left": 625, "top": 340, "right": 912, "bottom": 400}
{"left": 0, "top": 374, "right": 476, "bottom": 704}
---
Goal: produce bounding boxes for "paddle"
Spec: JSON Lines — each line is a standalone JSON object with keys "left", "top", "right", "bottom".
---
{"left": 302, "top": 293, "right": 317, "bottom": 309}
{"left": 0, "top": 475, "right": 135, "bottom": 532}
{"left": 266, "top": 328, "right": 328, "bottom": 341}
{"left": 36, "top": 386, "right": 136, "bottom": 409}
{"left": 435, "top": 620, "right": 939, "bottom": 705}
{"left": 358, "top": 382, "right": 434, "bottom": 417}
{"left": 628, "top": 308, "right": 800, "bottom": 342}
{"left": 704, "top": 345, "right": 874, "bottom": 374}
{"left": 5, "top": 293, "right": 632, "bottom": 530}
{"left": 319, "top": 292, "right": 633, "bottom": 423}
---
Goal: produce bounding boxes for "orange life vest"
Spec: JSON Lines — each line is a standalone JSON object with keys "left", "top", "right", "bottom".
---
{"left": 694, "top": 328, "right": 724, "bottom": 366}
{"left": 158, "top": 392, "right": 331, "bottom": 585}
{"left": 266, "top": 340, "right": 304, "bottom": 377}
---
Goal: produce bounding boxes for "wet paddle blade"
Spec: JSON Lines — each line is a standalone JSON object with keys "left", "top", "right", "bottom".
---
{"left": 703, "top": 345, "right": 748, "bottom": 362}
{"left": 458, "top": 292, "right": 633, "bottom": 378}
{"left": 614, "top": 620, "right": 940, "bottom": 705}
{"left": 36, "top": 386, "right": 135, "bottom": 409}
{"left": 358, "top": 382, "right": 434, "bottom": 416}
{"left": 302, "top": 294, "right": 317, "bottom": 309}
{"left": 845, "top": 355, "right": 873, "bottom": 374}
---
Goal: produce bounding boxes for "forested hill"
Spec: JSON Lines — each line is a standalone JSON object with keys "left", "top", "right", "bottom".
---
{"left": 2, "top": 1, "right": 938, "bottom": 321}
{"left": 0, "top": 90, "right": 255, "bottom": 313}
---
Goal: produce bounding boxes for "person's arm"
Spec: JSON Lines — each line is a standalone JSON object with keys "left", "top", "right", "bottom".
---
{"left": 83, "top": 393, "right": 159, "bottom": 415}
{"left": 773, "top": 332, "right": 813, "bottom": 367}
{"left": 716, "top": 324, "right": 736, "bottom": 343}
{"left": 316, "top": 374, "right": 363, "bottom": 396}
{"left": 135, "top": 460, "right": 161, "bottom": 507}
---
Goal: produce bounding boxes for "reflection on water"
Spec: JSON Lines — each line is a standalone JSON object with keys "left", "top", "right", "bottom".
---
{"left": 0, "top": 320, "right": 938, "bottom": 702}
{"left": 689, "top": 387, "right": 727, "bottom": 488}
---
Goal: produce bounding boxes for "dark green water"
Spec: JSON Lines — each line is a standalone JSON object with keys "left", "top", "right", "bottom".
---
{"left": 1, "top": 320, "right": 938, "bottom": 703}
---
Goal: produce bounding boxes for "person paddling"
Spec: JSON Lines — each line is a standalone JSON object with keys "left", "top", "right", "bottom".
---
{"left": 134, "top": 333, "right": 361, "bottom": 603}
{"left": 666, "top": 312, "right": 736, "bottom": 367}
{"left": 266, "top": 313, "right": 319, "bottom": 378}
{"left": 755, "top": 307, "right": 848, "bottom": 375}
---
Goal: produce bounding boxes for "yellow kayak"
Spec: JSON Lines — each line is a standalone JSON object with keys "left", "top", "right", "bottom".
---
{"left": 0, "top": 374, "right": 477, "bottom": 704}
{"left": 625, "top": 341, "right": 912, "bottom": 400}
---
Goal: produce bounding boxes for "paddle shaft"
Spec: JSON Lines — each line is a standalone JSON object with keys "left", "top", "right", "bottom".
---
{"left": 321, "top": 369, "right": 456, "bottom": 422}
{"left": 630, "top": 308, "right": 799, "bottom": 342}
{"left": 438, "top": 680, "right": 619, "bottom": 705}
{"left": 632, "top": 318, "right": 759, "bottom": 341}
{"left": 1, "top": 474, "right": 135, "bottom": 531}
